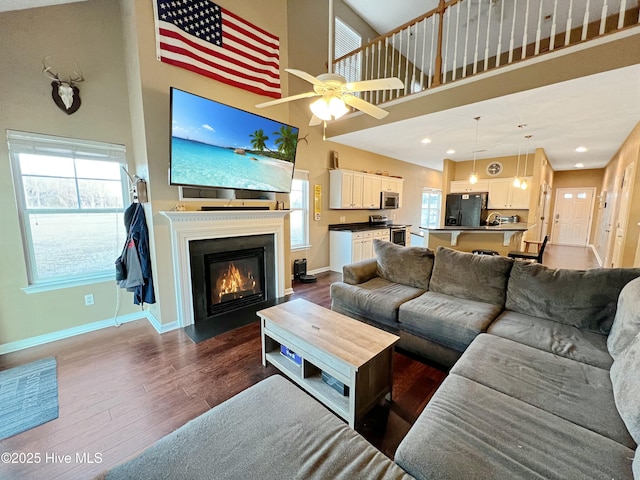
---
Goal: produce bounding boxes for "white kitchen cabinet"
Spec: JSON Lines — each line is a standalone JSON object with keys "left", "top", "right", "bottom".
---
{"left": 450, "top": 180, "right": 489, "bottom": 193}
{"left": 330, "top": 229, "right": 390, "bottom": 272}
{"left": 487, "top": 177, "right": 532, "bottom": 209}
{"left": 363, "top": 175, "right": 382, "bottom": 209}
{"left": 331, "top": 169, "right": 403, "bottom": 209}
{"left": 330, "top": 170, "right": 364, "bottom": 209}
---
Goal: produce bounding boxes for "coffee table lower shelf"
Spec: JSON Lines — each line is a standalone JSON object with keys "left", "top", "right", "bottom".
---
{"left": 264, "top": 350, "right": 349, "bottom": 420}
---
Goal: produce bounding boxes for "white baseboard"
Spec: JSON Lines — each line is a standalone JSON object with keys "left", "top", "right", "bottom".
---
{"left": 0, "top": 312, "right": 144, "bottom": 355}
{"left": 146, "top": 311, "right": 181, "bottom": 334}
{"left": 0, "top": 310, "right": 184, "bottom": 355}
{"left": 284, "top": 287, "right": 295, "bottom": 296}
{"left": 590, "top": 244, "right": 604, "bottom": 266}
{"left": 308, "top": 266, "right": 330, "bottom": 275}
{"left": 289, "top": 266, "right": 331, "bottom": 281}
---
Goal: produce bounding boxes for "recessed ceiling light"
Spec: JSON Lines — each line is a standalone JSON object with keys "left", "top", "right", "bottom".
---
{"left": 446, "top": 149, "right": 455, "bottom": 154}
{"left": 421, "top": 138, "right": 432, "bottom": 144}
{"left": 575, "top": 146, "right": 588, "bottom": 152}
{"left": 575, "top": 163, "right": 584, "bottom": 168}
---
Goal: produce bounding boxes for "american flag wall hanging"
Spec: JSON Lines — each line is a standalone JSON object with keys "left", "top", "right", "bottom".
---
{"left": 153, "top": 0, "right": 281, "bottom": 98}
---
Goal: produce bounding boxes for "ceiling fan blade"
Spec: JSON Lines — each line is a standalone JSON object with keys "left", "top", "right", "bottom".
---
{"left": 308, "top": 115, "right": 323, "bottom": 126}
{"left": 343, "top": 95, "right": 390, "bottom": 120}
{"left": 255, "top": 91, "right": 318, "bottom": 108}
{"left": 285, "top": 68, "right": 327, "bottom": 87}
{"left": 345, "top": 77, "right": 404, "bottom": 92}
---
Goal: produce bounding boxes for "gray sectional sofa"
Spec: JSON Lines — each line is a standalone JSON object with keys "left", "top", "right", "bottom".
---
{"left": 331, "top": 240, "right": 640, "bottom": 479}
{"left": 100, "top": 240, "right": 640, "bottom": 479}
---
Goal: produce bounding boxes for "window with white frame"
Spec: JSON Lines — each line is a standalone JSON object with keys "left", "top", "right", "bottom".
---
{"left": 7, "top": 130, "right": 129, "bottom": 290}
{"left": 334, "top": 17, "right": 362, "bottom": 83}
{"left": 289, "top": 170, "right": 310, "bottom": 250}
{"left": 421, "top": 188, "right": 442, "bottom": 228}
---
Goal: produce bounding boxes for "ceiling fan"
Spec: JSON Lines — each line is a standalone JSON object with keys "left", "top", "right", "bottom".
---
{"left": 256, "top": 69, "right": 404, "bottom": 125}
{"left": 255, "top": 0, "right": 403, "bottom": 126}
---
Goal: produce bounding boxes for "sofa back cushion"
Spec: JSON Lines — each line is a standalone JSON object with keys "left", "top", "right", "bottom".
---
{"left": 607, "top": 277, "right": 640, "bottom": 359}
{"left": 506, "top": 262, "right": 640, "bottom": 332}
{"left": 429, "top": 247, "right": 513, "bottom": 306}
{"left": 610, "top": 331, "right": 640, "bottom": 445}
{"left": 374, "top": 239, "right": 435, "bottom": 290}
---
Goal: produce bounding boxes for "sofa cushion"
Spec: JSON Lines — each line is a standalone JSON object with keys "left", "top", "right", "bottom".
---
{"left": 330, "top": 278, "right": 425, "bottom": 328}
{"left": 398, "top": 291, "right": 502, "bottom": 352}
{"left": 608, "top": 277, "right": 640, "bottom": 360}
{"left": 610, "top": 332, "right": 640, "bottom": 445}
{"left": 99, "top": 375, "right": 411, "bottom": 480}
{"left": 342, "top": 258, "right": 378, "bottom": 285}
{"left": 373, "top": 239, "right": 435, "bottom": 290}
{"left": 506, "top": 262, "right": 640, "bottom": 333}
{"left": 394, "top": 374, "right": 635, "bottom": 480}
{"left": 488, "top": 310, "right": 612, "bottom": 370}
{"left": 452, "top": 334, "right": 634, "bottom": 448}
{"left": 429, "top": 247, "right": 513, "bottom": 306}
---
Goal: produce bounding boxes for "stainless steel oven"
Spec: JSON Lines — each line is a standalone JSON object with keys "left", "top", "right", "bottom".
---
{"left": 389, "top": 226, "right": 406, "bottom": 246}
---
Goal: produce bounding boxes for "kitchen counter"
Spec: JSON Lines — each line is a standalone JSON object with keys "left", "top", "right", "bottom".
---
{"left": 420, "top": 222, "right": 531, "bottom": 249}
{"left": 421, "top": 222, "right": 529, "bottom": 232}
{"left": 329, "top": 222, "right": 411, "bottom": 232}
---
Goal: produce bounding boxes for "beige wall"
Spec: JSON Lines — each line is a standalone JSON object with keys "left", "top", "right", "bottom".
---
{"left": 287, "top": 0, "right": 442, "bottom": 273}
{"left": 120, "top": 0, "right": 291, "bottom": 326}
{"left": 596, "top": 121, "right": 640, "bottom": 267}
{"left": 0, "top": 0, "right": 140, "bottom": 346}
{"left": 443, "top": 152, "right": 539, "bottom": 224}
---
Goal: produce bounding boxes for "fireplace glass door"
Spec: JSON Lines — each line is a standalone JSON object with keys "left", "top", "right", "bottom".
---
{"left": 205, "top": 247, "right": 265, "bottom": 316}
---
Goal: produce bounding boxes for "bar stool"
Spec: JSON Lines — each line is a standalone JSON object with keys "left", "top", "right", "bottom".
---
{"left": 508, "top": 235, "right": 549, "bottom": 263}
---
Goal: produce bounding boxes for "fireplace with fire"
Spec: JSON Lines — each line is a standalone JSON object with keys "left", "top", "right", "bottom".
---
{"left": 205, "top": 248, "right": 265, "bottom": 316}
{"left": 189, "top": 234, "right": 276, "bottom": 327}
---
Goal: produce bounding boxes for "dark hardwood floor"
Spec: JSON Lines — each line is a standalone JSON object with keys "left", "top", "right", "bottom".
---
{"left": 0, "top": 272, "right": 446, "bottom": 480}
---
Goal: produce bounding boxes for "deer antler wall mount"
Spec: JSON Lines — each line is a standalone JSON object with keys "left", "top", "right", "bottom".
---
{"left": 42, "top": 57, "right": 84, "bottom": 115}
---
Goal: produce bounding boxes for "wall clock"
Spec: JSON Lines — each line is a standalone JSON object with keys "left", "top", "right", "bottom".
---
{"left": 486, "top": 161, "right": 503, "bottom": 176}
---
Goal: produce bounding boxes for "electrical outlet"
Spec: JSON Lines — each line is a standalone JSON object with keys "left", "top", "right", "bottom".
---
{"left": 84, "top": 294, "right": 94, "bottom": 306}
{"left": 340, "top": 216, "right": 346, "bottom": 222}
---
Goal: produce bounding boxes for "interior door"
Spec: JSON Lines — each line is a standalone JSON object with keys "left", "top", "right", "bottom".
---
{"left": 552, "top": 188, "right": 596, "bottom": 246}
{"left": 611, "top": 162, "right": 636, "bottom": 267}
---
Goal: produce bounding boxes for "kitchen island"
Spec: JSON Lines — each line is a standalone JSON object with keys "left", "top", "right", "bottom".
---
{"left": 420, "top": 223, "right": 530, "bottom": 255}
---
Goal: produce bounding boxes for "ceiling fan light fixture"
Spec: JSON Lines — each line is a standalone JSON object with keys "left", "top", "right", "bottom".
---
{"left": 328, "top": 96, "right": 349, "bottom": 119}
{"left": 310, "top": 96, "right": 348, "bottom": 121}
{"left": 309, "top": 97, "right": 332, "bottom": 121}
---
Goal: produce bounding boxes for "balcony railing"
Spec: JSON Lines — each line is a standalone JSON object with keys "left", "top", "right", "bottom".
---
{"left": 333, "top": 0, "right": 640, "bottom": 106}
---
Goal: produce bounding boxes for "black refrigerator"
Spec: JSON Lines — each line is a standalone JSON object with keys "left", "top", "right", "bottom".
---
{"left": 445, "top": 192, "right": 488, "bottom": 227}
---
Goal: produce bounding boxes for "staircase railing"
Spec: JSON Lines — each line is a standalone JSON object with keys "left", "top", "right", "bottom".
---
{"left": 333, "top": 0, "right": 640, "bottom": 106}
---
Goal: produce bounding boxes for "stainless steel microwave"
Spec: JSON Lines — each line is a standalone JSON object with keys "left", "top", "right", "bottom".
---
{"left": 381, "top": 191, "right": 400, "bottom": 209}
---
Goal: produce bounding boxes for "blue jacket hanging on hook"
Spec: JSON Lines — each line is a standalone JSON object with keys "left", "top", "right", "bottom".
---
{"left": 118, "top": 202, "right": 156, "bottom": 306}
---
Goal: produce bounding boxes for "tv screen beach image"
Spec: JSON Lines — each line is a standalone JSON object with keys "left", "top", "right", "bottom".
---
{"left": 170, "top": 89, "right": 298, "bottom": 193}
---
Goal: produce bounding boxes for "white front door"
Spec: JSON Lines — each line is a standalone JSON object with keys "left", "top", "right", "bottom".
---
{"left": 552, "top": 188, "right": 596, "bottom": 246}
{"left": 611, "top": 162, "right": 636, "bottom": 267}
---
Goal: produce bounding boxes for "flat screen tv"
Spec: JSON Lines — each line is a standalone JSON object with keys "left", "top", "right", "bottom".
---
{"left": 169, "top": 87, "right": 299, "bottom": 194}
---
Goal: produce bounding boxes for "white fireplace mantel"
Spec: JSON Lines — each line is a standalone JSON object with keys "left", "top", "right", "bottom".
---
{"left": 160, "top": 210, "right": 289, "bottom": 327}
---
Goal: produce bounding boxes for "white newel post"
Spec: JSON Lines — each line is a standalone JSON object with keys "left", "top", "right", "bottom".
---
{"left": 160, "top": 210, "right": 289, "bottom": 327}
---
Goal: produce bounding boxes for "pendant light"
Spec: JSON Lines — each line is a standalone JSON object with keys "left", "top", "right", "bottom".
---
{"left": 513, "top": 124, "right": 526, "bottom": 188}
{"left": 520, "top": 134, "right": 532, "bottom": 190}
{"left": 469, "top": 116, "right": 481, "bottom": 185}
{"left": 513, "top": 145, "right": 522, "bottom": 188}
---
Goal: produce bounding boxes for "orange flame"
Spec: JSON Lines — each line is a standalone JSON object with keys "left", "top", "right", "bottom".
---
{"left": 214, "top": 262, "right": 257, "bottom": 303}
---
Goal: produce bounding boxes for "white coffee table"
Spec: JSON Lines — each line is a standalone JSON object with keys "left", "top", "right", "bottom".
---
{"left": 258, "top": 298, "right": 399, "bottom": 428}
